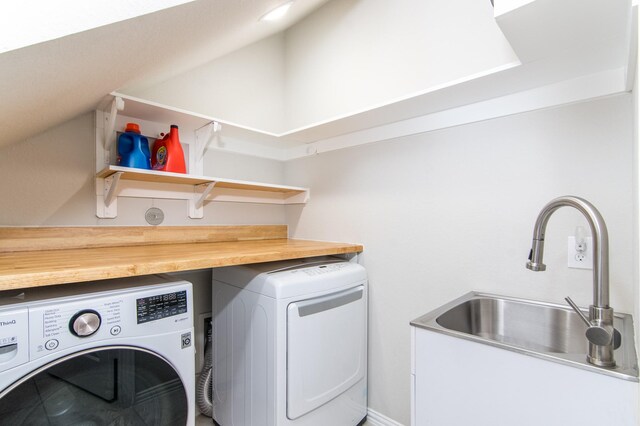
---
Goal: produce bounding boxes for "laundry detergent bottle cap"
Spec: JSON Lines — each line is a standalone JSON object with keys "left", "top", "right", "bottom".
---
{"left": 152, "top": 124, "right": 186, "bottom": 173}
{"left": 117, "top": 122, "right": 151, "bottom": 169}
{"left": 124, "top": 122, "right": 141, "bottom": 133}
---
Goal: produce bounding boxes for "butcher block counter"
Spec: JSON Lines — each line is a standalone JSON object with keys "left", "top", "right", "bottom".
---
{"left": 0, "top": 226, "right": 363, "bottom": 291}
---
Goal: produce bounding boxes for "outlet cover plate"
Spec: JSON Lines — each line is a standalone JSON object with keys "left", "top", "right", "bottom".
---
{"left": 568, "top": 236, "right": 593, "bottom": 269}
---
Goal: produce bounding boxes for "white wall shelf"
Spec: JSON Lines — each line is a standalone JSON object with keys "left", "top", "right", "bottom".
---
{"left": 96, "top": 165, "right": 309, "bottom": 219}
{"left": 94, "top": 100, "right": 309, "bottom": 219}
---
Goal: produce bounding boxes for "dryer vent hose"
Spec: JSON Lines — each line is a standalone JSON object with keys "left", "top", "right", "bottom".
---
{"left": 196, "top": 320, "right": 213, "bottom": 417}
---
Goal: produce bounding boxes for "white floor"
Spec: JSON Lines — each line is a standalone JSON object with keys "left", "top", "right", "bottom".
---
{"left": 195, "top": 414, "right": 211, "bottom": 425}
{"left": 196, "top": 414, "right": 372, "bottom": 425}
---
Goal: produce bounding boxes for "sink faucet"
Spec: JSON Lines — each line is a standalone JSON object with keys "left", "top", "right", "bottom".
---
{"left": 526, "top": 196, "right": 617, "bottom": 368}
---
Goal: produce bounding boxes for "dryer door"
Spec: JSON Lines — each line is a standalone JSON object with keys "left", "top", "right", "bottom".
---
{"left": 287, "top": 285, "right": 366, "bottom": 420}
{"left": 0, "top": 346, "right": 189, "bottom": 425}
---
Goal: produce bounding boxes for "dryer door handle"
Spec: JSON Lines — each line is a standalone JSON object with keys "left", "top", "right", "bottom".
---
{"left": 295, "top": 286, "right": 364, "bottom": 317}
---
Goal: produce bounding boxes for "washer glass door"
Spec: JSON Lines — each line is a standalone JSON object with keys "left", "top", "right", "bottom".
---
{"left": 0, "top": 346, "right": 188, "bottom": 426}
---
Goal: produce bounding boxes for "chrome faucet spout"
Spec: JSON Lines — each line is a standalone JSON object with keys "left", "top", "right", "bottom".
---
{"left": 526, "top": 196, "right": 615, "bottom": 367}
{"left": 526, "top": 196, "right": 609, "bottom": 307}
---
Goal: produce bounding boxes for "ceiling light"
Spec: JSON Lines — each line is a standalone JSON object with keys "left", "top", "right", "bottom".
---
{"left": 260, "top": 1, "right": 293, "bottom": 21}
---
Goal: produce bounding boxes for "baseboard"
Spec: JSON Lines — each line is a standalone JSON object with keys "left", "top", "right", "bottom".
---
{"left": 366, "top": 408, "right": 405, "bottom": 426}
{"left": 205, "top": 408, "right": 403, "bottom": 426}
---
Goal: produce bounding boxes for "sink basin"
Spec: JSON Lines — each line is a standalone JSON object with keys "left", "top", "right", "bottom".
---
{"left": 435, "top": 296, "right": 587, "bottom": 353}
{"left": 411, "top": 292, "right": 638, "bottom": 381}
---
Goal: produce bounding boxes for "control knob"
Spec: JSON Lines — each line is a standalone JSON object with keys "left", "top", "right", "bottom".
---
{"left": 69, "top": 310, "right": 101, "bottom": 337}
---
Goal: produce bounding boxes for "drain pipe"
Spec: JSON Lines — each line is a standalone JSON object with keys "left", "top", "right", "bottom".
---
{"left": 196, "top": 321, "right": 213, "bottom": 417}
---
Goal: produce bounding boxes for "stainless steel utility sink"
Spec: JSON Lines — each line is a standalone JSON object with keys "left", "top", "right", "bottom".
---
{"left": 411, "top": 292, "right": 638, "bottom": 381}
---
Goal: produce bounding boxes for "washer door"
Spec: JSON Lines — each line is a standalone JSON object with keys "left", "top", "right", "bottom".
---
{"left": 287, "top": 285, "right": 366, "bottom": 420}
{"left": 0, "top": 346, "right": 188, "bottom": 426}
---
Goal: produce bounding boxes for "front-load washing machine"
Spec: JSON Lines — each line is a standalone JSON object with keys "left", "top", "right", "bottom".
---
{"left": 212, "top": 257, "right": 367, "bottom": 426}
{"left": 0, "top": 274, "right": 195, "bottom": 426}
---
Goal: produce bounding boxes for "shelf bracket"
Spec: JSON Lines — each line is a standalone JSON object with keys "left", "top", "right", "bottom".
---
{"left": 197, "top": 121, "right": 222, "bottom": 159}
{"left": 196, "top": 181, "right": 217, "bottom": 209}
{"left": 104, "top": 172, "right": 123, "bottom": 207}
{"left": 188, "top": 181, "right": 216, "bottom": 219}
{"left": 104, "top": 96, "right": 125, "bottom": 151}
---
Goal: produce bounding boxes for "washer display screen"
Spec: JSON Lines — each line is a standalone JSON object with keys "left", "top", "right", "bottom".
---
{"left": 136, "top": 291, "right": 187, "bottom": 324}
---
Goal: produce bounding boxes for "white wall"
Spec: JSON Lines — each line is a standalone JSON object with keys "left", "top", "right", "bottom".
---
{"left": 633, "top": 3, "right": 640, "bottom": 387}
{"left": 283, "top": 0, "right": 517, "bottom": 129}
{"left": 0, "top": 112, "right": 286, "bottom": 225}
{"left": 123, "top": 0, "right": 517, "bottom": 134}
{"left": 284, "top": 95, "right": 634, "bottom": 425}
{"left": 125, "top": 33, "right": 287, "bottom": 134}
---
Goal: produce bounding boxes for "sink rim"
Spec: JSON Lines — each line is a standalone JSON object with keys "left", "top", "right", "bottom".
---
{"left": 410, "top": 291, "right": 639, "bottom": 382}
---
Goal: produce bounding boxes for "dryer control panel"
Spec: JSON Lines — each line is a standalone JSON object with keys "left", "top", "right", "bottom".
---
{"left": 298, "top": 262, "right": 351, "bottom": 277}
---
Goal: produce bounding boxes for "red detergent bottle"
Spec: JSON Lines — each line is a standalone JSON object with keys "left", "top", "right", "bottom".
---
{"left": 152, "top": 124, "right": 186, "bottom": 173}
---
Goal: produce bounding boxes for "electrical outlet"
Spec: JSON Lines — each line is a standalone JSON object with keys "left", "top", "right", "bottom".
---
{"left": 568, "top": 236, "right": 593, "bottom": 269}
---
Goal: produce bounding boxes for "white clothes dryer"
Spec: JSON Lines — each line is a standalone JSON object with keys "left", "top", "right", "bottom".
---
{"left": 0, "top": 274, "right": 195, "bottom": 426}
{"left": 212, "top": 257, "right": 367, "bottom": 426}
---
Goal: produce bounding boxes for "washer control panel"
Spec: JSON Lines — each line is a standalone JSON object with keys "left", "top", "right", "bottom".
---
{"left": 136, "top": 290, "right": 187, "bottom": 324}
{"left": 0, "top": 309, "right": 28, "bottom": 373}
{"left": 23, "top": 282, "right": 192, "bottom": 362}
{"left": 29, "top": 297, "right": 125, "bottom": 360}
{"left": 69, "top": 310, "right": 102, "bottom": 337}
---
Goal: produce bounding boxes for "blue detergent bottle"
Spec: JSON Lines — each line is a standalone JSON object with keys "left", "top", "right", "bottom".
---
{"left": 117, "top": 122, "right": 151, "bottom": 169}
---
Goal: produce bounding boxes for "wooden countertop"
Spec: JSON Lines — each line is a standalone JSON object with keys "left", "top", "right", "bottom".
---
{"left": 0, "top": 226, "right": 363, "bottom": 291}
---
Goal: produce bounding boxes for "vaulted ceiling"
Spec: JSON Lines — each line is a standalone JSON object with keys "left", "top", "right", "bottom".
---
{"left": 0, "top": 0, "right": 329, "bottom": 147}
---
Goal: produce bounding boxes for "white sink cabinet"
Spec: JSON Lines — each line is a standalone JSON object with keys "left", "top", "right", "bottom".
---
{"left": 411, "top": 326, "right": 639, "bottom": 425}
